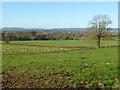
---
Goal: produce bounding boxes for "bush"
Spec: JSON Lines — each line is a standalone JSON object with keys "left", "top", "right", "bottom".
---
{"left": 4, "top": 38, "right": 10, "bottom": 44}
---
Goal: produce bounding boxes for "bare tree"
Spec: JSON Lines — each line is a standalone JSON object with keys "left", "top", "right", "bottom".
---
{"left": 89, "top": 15, "right": 112, "bottom": 48}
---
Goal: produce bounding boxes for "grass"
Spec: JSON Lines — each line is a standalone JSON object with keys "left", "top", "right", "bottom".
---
{"left": 2, "top": 40, "right": 119, "bottom": 88}
{"left": 9, "top": 40, "right": 118, "bottom": 47}
{"left": 2, "top": 44, "right": 74, "bottom": 55}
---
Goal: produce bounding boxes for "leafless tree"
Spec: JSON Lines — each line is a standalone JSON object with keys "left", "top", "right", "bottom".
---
{"left": 89, "top": 15, "right": 112, "bottom": 48}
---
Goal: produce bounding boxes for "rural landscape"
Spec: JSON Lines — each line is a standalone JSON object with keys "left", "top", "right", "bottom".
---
{"left": 1, "top": 2, "right": 120, "bottom": 89}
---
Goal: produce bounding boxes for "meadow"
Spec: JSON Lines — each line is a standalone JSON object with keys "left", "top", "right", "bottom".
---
{"left": 10, "top": 40, "right": 118, "bottom": 47}
{"left": 2, "top": 40, "right": 119, "bottom": 88}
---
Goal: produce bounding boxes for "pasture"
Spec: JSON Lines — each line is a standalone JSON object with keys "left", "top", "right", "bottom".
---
{"left": 10, "top": 40, "right": 118, "bottom": 47}
{"left": 2, "top": 40, "right": 119, "bottom": 88}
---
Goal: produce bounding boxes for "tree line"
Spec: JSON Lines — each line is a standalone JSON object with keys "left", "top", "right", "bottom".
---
{"left": 1, "top": 29, "right": 117, "bottom": 41}
{"left": 1, "top": 31, "right": 85, "bottom": 41}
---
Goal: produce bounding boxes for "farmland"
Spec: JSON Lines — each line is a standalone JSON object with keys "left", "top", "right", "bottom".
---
{"left": 2, "top": 40, "right": 119, "bottom": 88}
{"left": 10, "top": 40, "right": 118, "bottom": 47}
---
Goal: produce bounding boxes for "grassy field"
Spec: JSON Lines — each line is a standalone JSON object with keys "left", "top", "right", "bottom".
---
{"left": 2, "top": 40, "right": 119, "bottom": 88}
{"left": 9, "top": 40, "right": 118, "bottom": 47}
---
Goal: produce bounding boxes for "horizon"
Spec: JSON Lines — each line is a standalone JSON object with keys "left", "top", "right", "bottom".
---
{"left": 2, "top": 2, "right": 118, "bottom": 28}
{"left": 1, "top": 26, "right": 87, "bottom": 28}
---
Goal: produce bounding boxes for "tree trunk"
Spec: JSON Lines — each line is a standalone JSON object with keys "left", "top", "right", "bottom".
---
{"left": 97, "top": 36, "right": 101, "bottom": 48}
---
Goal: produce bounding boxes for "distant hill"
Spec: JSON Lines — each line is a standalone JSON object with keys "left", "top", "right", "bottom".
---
{"left": 2, "top": 27, "right": 34, "bottom": 31}
{"left": 1, "top": 27, "right": 119, "bottom": 32}
{"left": 1, "top": 27, "right": 86, "bottom": 32}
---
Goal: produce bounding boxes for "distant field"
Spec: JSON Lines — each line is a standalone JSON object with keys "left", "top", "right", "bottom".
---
{"left": 9, "top": 40, "right": 119, "bottom": 47}
{"left": 2, "top": 40, "right": 119, "bottom": 88}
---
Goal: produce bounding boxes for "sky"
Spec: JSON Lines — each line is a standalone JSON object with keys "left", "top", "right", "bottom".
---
{"left": 2, "top": 2, "right": 118, "bottom": 28}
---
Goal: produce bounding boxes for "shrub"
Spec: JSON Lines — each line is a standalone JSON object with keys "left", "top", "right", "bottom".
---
{"left": 4, "top": 38, "right": 10, "bottom": 44}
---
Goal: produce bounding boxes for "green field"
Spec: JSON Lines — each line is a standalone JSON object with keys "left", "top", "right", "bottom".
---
{"left": 10, "top": 40, "right": 118, "bottom": 47}
{"left": 2, "top": 40, "right": 119, "bottom": 88}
